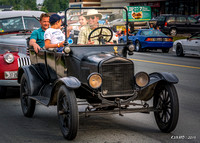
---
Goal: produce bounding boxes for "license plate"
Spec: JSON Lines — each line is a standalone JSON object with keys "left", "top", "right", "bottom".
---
{"left": 4, "top": 71, "right": 18, "bottom": 79}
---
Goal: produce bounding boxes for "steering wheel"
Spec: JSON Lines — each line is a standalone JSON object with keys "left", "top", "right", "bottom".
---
{"left": 88, "top": 27, "right": 113, "bottom": 44}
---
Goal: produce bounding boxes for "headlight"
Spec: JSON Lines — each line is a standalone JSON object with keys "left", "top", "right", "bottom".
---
{"left": 63, "top": 46, "right": 71, "bottom": 54}
{"left": 87, "top": 73, "right": 102, "bottom": 89}
{"left": 128, "top": 44, "right": 135, "bottom": 52}
{"left": 4, "top": 53, "right": 14, "bottom": 64}
{"left": 135, "top": 72, "right": 149, "bottom": 88}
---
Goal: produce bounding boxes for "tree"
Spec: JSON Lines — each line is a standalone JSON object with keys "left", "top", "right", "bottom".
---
{"left": 43, "top": 0, "right": 69, "bottom": 12}
{"left": 0, "top": 0, "right": 38, "bottom": 10}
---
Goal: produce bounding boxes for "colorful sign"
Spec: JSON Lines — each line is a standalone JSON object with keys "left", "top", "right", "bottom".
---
{"left": 125, "top": 6, "right": 151, "bottom": 21}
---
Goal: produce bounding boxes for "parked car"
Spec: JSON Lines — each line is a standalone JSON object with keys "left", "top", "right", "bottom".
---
{"left": 173, "top": 32, "right": 200, "bottom": 57}
{"left": 154, "top": 15, "right": 200, "bottom": 36}
{"left": 18, "top": 7, "right": 179, "bottom": 140}
{"left": 118, "top": 29, "right": 173, "bottom": 52}
{"left": 0, "top": 11, "right": 43, "bottom": 98}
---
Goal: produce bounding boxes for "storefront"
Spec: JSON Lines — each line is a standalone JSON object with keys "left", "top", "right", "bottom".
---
{"left": 128, "top": 0, "right": 199, "bottom": 16}
{"left": 164, "top": 0, "right": 199, "bottom": 15}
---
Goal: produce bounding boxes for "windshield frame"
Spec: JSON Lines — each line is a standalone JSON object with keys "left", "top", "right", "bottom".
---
{"left": 64, "top": 7, "right": 129, "bottom": 47}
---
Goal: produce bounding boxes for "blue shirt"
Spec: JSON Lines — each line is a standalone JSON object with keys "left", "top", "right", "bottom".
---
{"left": 30, "top": 27, "right": 45, "bottom": 48}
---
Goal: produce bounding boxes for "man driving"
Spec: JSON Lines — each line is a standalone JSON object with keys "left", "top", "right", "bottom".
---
{"left": 77, "top": 9, "right": 113, "bottom": 45}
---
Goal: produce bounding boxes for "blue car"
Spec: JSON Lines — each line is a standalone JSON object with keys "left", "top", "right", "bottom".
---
{"left": 118, "top": 29, "right": 173, "bottom": 53}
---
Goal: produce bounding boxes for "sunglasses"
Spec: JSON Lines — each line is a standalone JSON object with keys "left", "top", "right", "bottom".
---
{"left": 87, "top": 16, "right": 95, "bottom": 20}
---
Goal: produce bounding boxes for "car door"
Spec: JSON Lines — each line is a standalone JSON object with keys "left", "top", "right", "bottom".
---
{"left": 175, "top": 16, "right": 188, "bottom": 33}
{"left": 188, "top": 16, "right": 200, "bottom": 34}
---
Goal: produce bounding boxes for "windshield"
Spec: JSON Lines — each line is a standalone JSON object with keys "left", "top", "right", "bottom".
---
{"left": 64, "top": 8, "right": 127, "bottom": 46}
{"left": 140, "top": 30, "right": 166, "bottom": 36}
{"left": 0, "top": 16, "right": 40, "bottom": 33}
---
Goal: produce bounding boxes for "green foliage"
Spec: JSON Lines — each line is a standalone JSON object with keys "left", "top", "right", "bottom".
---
{"left": 0, "top": 0, "right": 38, "bottom": 10}
{"left": 43, "top": 0, "right": 69, "bottom": 12}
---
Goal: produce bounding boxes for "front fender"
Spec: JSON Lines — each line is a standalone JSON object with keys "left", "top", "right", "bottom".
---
{"left": 149, "top": 72, "right": 179, "bottom": 84}
{"left": 135, "top": 72, "right": 178, "bottom": 101}
{"left": 49, "top": 76, "right": 81, "bottom": 105}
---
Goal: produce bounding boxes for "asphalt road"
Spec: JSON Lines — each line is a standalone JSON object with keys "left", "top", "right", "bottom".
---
{"left": 0, "top": 50, "right": 200, "bottom": 143}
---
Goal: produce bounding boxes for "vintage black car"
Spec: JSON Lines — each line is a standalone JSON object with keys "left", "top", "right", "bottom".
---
{"left": 18, "top": 7, "right": 179, "bottom": 140}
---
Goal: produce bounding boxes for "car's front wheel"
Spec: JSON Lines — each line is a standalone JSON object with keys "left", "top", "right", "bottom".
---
{"left": 176, "top": 43, "right": 184, "bottom": 57}
{"left": 20, "top": 74, "right": 36, "bottom": 117}
{"left": 135, "top": 41, "right": 142, "bottom": 52}
{"left": 57, "top": 85, "right": 79, "bottom": 140}
{"left": 169, "top": 28, "right": 177, "bottom": 36}
{"left": 162, "top": 48, "right": 170, "bottom": 53}
{"left": 0, "top": 86, "right": 7, "bottom": 99}
{"left": 153, "top": 82, "right": 179, "bottom": 133}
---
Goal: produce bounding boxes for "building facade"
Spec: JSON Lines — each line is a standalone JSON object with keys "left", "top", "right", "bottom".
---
{"left": 69, "top": 0, "right": 199, "bottom": 16}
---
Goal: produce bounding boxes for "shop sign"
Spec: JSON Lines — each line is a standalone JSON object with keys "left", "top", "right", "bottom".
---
{"left": 124, "top": 6, "right": 151, "bottom": 21}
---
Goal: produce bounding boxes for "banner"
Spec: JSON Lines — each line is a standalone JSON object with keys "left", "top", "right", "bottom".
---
{"left": 125, "top": 6, "right": 151, "bottom": 21}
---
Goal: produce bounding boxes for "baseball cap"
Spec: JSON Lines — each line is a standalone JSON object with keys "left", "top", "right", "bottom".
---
{"left": 50, "top": 14, "right": 62, "bottom": 24}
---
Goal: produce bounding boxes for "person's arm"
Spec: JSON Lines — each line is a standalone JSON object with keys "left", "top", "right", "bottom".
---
{"left": 45, "top": 40, "right": 64, "bottom": 49}
{"left": 29, "top": 39, "right": 41, "bottom": 53}
{"left": 29, "top": 30, "right": 41, "bottom": 53}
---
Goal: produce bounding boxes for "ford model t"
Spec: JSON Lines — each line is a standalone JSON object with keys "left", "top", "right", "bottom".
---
{"left": 18, "top": 7, "right": 179, "bottom": 140}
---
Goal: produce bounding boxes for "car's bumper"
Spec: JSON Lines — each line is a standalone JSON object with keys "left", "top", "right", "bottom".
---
{"left": 141, "top": 42, "right": 173, "bottom": 49}
{"left": 0, "top": 80, "right": 19, "bottom": 86}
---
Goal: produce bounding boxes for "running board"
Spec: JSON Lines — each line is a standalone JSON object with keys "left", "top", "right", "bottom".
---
{"left": 79, "top": 107, "right": 157, "bottom": 116}
{"left": 29, "top": 96, "right": 50, "bottom": 106}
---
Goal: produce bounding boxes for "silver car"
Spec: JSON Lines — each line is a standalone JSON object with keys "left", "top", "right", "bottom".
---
{"left": 173, "top": 33, "right": 200, "bottom": 57}
{"left": 0, "top": 11, "right": 43, "bottom": 98}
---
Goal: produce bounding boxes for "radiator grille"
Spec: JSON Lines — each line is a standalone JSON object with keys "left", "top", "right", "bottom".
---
{"left": 17, "top": 57, "right": 31, "bottom": 67}
{"left": 100, "top": 58, "right": 134, "bottom": 96}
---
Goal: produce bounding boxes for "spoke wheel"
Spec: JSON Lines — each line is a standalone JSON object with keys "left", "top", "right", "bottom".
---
{"left": 153, "top": 83, "right": 179, "bottom": 133}
{"left": 88, "top": 27, "right": 113, "bottom": 44}
{"left": 20, "top": 74, "right": 36, "bottom": 117}
{"left": 57, "top": 85, "right": 78, "bottom": 140}
{"left": 0, "top": 86, "right": 7, "bottom": 99}
{"left": 176, "top": 43, "right": 184, "bottom": 57}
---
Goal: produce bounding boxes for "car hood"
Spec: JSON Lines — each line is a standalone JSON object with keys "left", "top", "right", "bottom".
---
{"left": 80, "top": 52, "right": 114, "bottom": 83}
{"left": 0, "top": 34, "right": 30, "bottom": 46}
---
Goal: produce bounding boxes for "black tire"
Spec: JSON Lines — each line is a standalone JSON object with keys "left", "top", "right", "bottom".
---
{"left": 169, "top": 28, "right": 177, "bottom": 36}
{"left": 57, "top": 85, "right": 78, "bottom": 140}
{"left": 119, "top": 39, "right": 124, "bottom": 43}
{"left": 176, "top": 43, "right": 184, "bottom": 57}
{"left": 0, "top": 86, "right": 7, "bottom": 99}
{"left": 153, "top": 83, "right": 179, "bottom": 133}
{"left": 20, "top": 74, "right": 36, "bottom": 117}
{"left": 135, "top": 41, "right": 142, "bottom": 52}
{"left": 162, "top": 48, "right": 170, "bottom": 53}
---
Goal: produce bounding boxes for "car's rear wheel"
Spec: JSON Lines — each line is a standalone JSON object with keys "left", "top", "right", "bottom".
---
{"left": 20, "top": 74, "right": 36, "bottom": 117}
{"left": 57, "top": 85, "right": 78, "bottom": 140}
{"left": 176, "top": 43, "right": 184, "bottom": 57}
{"left": 135, "top": 41, "right": 142, "bottom": 52}
{"left": 169, "top": 28, "right": 177, "bottom": 36}
{"left": 162, "top": 48, "right": 170, "bottom": 53}
{"left": 153, "top": 82, "right": 179, "bottom": 133}
{"left": 0, "top": 86, "right": 7, "bottom": 99}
